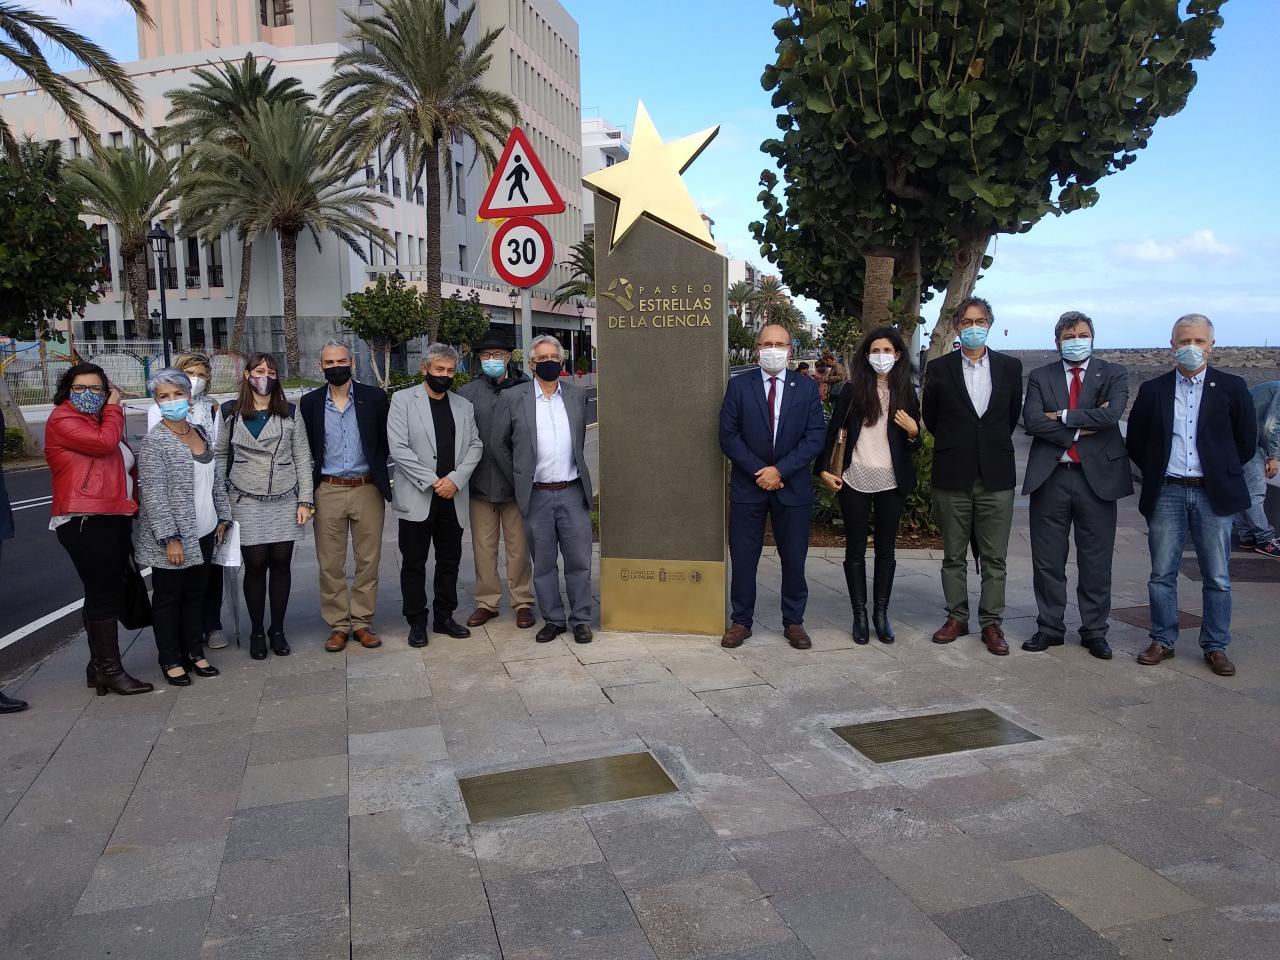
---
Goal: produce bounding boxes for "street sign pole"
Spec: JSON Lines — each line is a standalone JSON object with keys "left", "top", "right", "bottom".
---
{"left": 520, "top": 288, "right": 533, "bottom": 357}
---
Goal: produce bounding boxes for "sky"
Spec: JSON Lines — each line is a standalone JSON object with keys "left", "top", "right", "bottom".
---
{"left": 27, "top": 0, "right": 1280, "bottom": 348}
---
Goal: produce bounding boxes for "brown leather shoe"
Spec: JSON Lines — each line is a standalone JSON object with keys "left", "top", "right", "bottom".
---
{"left": 932, "top": 617, "right": 969, "bottom": 644}
{"left": 324, "top": 631, "right": 349, "bottom": 653}
{"left": 1137, "top": 641, "right": 1174, "bottom": 665}
{"left": 784, "top": 624, "right": 812, "bottom": 650}
{"left": 516, "top": 607, "right": 536, "bottom": 629}
{"left": 466, "top": 608, "right": 497, "bottom": 627}
{"left": 353, "top": 628, "right": 381, "bottom": 649}
{"left": 980, "top": 624, "right": 1009, "bottom": 656}
{"left": 1204, "top": 650, "right": 1236, "bottom": 676}
{"left": 721, "top": 623, "right": 752, "bottom": 648}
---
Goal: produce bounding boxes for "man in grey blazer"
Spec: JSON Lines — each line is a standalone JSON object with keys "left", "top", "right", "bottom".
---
{"left": 1021, "top": 311, "right": 1133, "bottom": 659}
{"left": 500, "top": 335, "right": 595, "bottom": 644}
{"left": 387, "top": 343, "right": 483, "bottom": 647}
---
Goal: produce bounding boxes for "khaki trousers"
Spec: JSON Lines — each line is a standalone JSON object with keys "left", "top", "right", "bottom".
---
{"left": 469, "top": 498, "right": 535, "bottom": 613}
{"left": 314, "top": 481, "right": 385, "bottom": 631}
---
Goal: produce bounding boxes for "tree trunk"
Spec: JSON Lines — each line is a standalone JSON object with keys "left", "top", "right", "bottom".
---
{"left": 861, "top": 253, "right": 895, "bottom": 328}
{"left": 280, "top": 229, "right": 300, "bottom": 377}
{"left": 231, "top": 234, "right": 253, "bottom": 357}
{"left": 127, "top": 247, "right": 150, "bottom": 338}
{"left": 0, "top": 375, "right": 34, "bottom": 453}
{"left": 898, "top": 238, "right": 923, "bottom": 340}
{"left": 927, "top": 232, "right": 991, "bottom": 360}
{"left": 424, "top": 137, "right": 442, "bottom": 343}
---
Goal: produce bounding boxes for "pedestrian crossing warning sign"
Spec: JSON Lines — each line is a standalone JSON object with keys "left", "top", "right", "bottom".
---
{"left": 477, "top": 127, "right": 566, "bottom": 219}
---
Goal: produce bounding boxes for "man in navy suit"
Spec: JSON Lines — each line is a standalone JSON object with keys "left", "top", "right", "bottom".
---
{"left": 719, "top": 323, "right": 827, "bottom": 650}
{"left": 1126, "top": 314, "right": 1256, "bottom": 677}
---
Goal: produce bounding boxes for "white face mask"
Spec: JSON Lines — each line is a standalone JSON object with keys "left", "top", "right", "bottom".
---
{"left": 188, "top": 375, "right": 207, "bottom": 397}
{"left": 868, "top": 354, "right": 897, "bottom": 375}
{"left": 758, "top": 347, "right": 789, "bottom": 374}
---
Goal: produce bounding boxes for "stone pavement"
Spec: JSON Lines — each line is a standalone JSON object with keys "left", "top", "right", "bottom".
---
{"left": 3, "top": 466, "right": 1280, "bottom": 959}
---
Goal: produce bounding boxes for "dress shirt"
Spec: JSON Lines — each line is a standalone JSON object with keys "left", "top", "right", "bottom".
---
{"left": 322, "top": 388, "right": 369, "bottom": 477}
{"left": 533, "top": 382, "right": 579, "bottom": 483}
{"left": 961, "top": 349, "right": 992, "bottom": 417}
{"left": 760, "top": 368, "right": 786, "bottom": 442}
{"left": 1168, "top": 368, "right": 1205, "bottom": 478}
{"left": 1059, "top": 358, "right": 1089, "bottom": 463}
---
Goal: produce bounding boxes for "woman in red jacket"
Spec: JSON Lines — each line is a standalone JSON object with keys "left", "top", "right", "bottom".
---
{"left": 45, "top": 363, "right": 153, "bottom": 696}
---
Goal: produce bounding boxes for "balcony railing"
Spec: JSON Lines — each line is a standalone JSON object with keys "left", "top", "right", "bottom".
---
{"left": 364, "top": 264, "right": 587, "bottom": 309}
{"left": 208, "top": 265, "right": 224, "bottom": 286}
{"left": 185, "top": 271, "right": 202, "bottom": 289}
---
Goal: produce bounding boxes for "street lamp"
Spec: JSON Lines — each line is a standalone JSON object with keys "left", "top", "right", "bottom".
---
{"left": 146, "top": 222, "right": 174, "bottom": 366}
{"left": 508, "top": 288, "right": 519, "bottom": 344}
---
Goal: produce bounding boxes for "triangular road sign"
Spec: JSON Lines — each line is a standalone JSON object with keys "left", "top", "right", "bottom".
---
{"left": 478, "top": 127, "right": 566, "bottom": 219}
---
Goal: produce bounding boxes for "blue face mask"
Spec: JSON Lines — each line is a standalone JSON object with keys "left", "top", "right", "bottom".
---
{"left": 958, "top": 325, "right": 989, "bottom": 350}
{"left": 159, "top": 398, "right": 190, "bottom": 422}
{"left": 481, "top": 358, "right": 507, "bottom": 378}
{"left": 1174, "top": 344, "right": 1206, "bottom": 371}
{"left": 69, "top": 391, "right": 107, "bottom": 416}
{"left": 1060, "top": 338, "right": 1092, "bottom": 363}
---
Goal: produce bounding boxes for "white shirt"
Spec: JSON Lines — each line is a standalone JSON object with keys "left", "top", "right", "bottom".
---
{"left": 961, "top": 350, "right": 992, "bottom": 417}
{"left": 760, "top": 368, "right": 786, "bottom": 442}
{"left": 1059, "top": 358, "right": 1089, "bottom": 463}
{"left": 1169, "top": 368, "right": 1205, "bottom": 478}
{"left": 192, "top": 453, "right": 218, "bottom": 538}
{"left": 533, "top": 382, "right": 579, "bottom": 483}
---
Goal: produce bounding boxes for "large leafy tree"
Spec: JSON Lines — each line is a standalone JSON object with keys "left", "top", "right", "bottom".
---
{"left": 342, "top": 272, "right": 428, "bottom": 387}
{"left": 551, "top": 235, "right": 594, "bottom": 307}
{"left": 67, "top": 145, "right": 173, "bottom": 336}
{"left": 178, "top": 101, "right": 391, "bottom": 374}
{"left": 0, "top": 0, "right": 151, "bottom": 159}
{"left": 165, "top": 53, "right": 315, "bottom": 354}
{"left": 322, "top": 0, "right": 520, "bottom": 341}
{"left": 439, "top": 290, "right": 489, "bottom": 347}
{"left": 754, "top": 0, "right": 1225, "bottom": 357}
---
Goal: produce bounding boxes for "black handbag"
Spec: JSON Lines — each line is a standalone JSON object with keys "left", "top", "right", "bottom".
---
{"left": 119, "top": 550, "right": 153, "bottom": 630}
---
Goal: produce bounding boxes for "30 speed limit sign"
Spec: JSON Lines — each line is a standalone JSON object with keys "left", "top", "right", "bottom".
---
{"left": 490, "top": 216, "right": 554, "bottom": 288}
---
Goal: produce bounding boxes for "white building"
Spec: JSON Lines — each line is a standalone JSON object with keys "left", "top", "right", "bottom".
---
{"left": 580, "top": 113, "right": 630, "bottom": 239}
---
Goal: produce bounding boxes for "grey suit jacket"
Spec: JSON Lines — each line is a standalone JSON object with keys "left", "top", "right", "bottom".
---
{"left": 387, "top": 386, "right": 483, "bottom": 525}
{"left": 500, "top": 379, "right": 593, "bottom": 515}
{"left": 1022, "top": 357, "right": 1133, "bottom": 501}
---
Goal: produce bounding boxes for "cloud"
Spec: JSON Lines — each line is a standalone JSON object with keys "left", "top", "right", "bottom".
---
{"left": 1109, "top": 229, "right": 1236, "bottom": 264}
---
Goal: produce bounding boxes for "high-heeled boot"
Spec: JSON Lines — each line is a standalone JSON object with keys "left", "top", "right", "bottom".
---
{"left": 843, "top": 558, "right": 869, "bottom": 644}
{"left": 85, "top": 618, "right": 154, "bottom": 696}
{"left": 872, "top": 559, "right": 896, "bottom": 644}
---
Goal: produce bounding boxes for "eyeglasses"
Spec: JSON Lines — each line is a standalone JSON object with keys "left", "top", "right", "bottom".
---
{"left": 69, "top": 385, "right": 106, "bottom": 396}
{"left": 478, "top": 351, "right": 508, "bottom": 361}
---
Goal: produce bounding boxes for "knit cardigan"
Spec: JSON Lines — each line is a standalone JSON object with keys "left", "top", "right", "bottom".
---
{"left": 134, "top": 423, "right": 232, "bottom": 570}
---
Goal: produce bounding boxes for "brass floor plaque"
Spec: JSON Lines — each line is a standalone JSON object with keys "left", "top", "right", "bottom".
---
{"left": 459, "top": 751, "right": 677, "bottom": 823}
{"left": 832, "top": 708, "right": 1040, "bottom": 764}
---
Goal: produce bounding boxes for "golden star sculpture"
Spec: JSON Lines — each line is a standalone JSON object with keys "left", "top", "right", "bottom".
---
{"left": 583, "top": 101, "right": 719, "bottom": 251}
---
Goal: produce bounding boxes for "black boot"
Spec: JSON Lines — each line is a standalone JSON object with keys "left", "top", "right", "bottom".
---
{"left": 249, "top": 632, "right": 268, "bottom": 660}
{"left": 872, "top": 559, "right": 896, "bottom": 644}
{"left": 85, "top": 660, "right": 95, "bottom": 689}
{"left": 843, "top": 558, "right": 869, "bottom": 644}
{"left": 85, "top": 618, "right": 154, "bottom": 696}
{"left": 268, "top": 628, "right": 290, "bottom": 657}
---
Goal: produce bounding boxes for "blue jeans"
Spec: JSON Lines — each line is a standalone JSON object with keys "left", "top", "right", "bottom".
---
{"left": 1233, "top": 451, "right": 1276, "bottom": 543}
{"left": 1147, "top": 483, "right": 1232, "bottom": 651}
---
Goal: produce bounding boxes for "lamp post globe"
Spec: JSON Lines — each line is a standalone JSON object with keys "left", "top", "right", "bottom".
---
{"left": 146, "top": 222, "right": 174, "bottom": 367}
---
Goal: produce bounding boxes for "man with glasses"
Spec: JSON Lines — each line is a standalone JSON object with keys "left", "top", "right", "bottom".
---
{"left": 458, "top": 329, "right": 536, "bottom": 629}
{"left": 922, "top": 296, "right": 1024, "bottom": 655}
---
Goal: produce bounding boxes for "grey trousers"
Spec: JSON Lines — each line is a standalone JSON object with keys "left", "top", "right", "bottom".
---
{"left": 525, "top": 486, "right": 593, "bottom": 628}
{"left": 1029, "top": 466, "right": 1118, "bottom": 641}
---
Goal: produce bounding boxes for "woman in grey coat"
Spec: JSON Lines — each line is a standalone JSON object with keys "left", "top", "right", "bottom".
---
{"left": 137, "top": 369, "right": 232, "bottom": 686}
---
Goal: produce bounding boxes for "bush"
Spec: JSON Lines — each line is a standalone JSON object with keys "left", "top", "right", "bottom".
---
{"left": 903, "top": 431, "right": 940, "bottom": 535}
{"left": 811, "top": 481, "right": 843, "bottom": 530}
{"left": 384, "top": 370, "right": 471, "bottom": 396}
{"left": 3, "top": 426, "right": 25, "bottom": 457}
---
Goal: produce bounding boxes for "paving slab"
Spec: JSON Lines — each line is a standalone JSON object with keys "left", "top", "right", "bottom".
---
{"left": 582, "top": 793, "right": 739, "bottom": 888}
{"left": 485, "top": 861, "right": 643, "bottom": 956}
{"left": 934, "top": 894, "right": 1124, "bottom": 960}
{"left": 471, "top": 808, "right": 604, "bottom": 879}
{"left": 236, "top": 753, "right": 347, "bottom": 809}
{"left": 74, "top": 839, "right": 225, "bottom": 915}
{"left": 44, "top": 895, "right": 212, "bottom": 960}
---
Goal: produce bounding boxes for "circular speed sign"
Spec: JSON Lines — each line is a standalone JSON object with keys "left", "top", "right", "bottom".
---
{"left": 490, "top": 216, "right": 554, "bottom": 288}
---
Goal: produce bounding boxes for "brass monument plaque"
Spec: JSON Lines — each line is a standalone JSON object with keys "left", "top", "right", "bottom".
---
{"left": 600, "top": 557, "right": 727, "bottom": 636}
{"left": 458, "top": 751, "right": 678, "bottom": 823}
{"left": 832, "top": 708, "right": 1040, "bottom": 764}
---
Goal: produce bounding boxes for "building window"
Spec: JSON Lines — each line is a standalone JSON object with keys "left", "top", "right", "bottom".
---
{"left": 455, "top": 161, "right": 465, "bottom": 215}
{"left": 378, "top": 171, "right": 388, "bottom": 194}
{"left": 394, "top": 232, "right": 402, "bottom": 264}
{"left": 189, "top": 319, "right": 206, "bottom": 348}
{"left": 97, "top": 225, "right": 111, "bottom": 283}
{"left": 415, "top": 185, "right": 424, "bottom": 205}
{"left": 212, "top": 317, "right": 228, "bottom": 347}
{"left": 68, "top": 137, "right": 80, "bottom": 158}
{"left": 459, "top": 244, "right": 468, "bottom": 272}
{"left": 266, "top": 0, "right": 292, "bottom": 26}
{"left": 109, "top": 131, "right": 123, "bottom": 149}
{"left": 206, "top": 235, "right": 224, "bottom": 287}
{"left": 418, "top": 238, "right": 426, "bottom": 262}
{"left": 185, "top": 235, "right": 202, "bottom": 288}
{"left": 392, "top": 175, "right": 401, "bottom": 198}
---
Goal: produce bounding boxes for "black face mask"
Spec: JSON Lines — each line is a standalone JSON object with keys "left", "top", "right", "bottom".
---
{"left": 534, "top": 359, "right": 562, "bottom": 383}
{"left": 323, "top": 365, "right": 352, "bottom": 386}
{"left": 426, "top": 373, "right": 454, "bottom": 394}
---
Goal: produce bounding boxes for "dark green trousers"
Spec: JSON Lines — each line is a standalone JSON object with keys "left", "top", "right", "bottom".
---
{"left": 932, "top": 480, "right": 1015, "bottom": 626}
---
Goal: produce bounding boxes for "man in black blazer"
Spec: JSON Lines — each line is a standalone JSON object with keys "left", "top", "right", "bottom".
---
{"left": 1126, "top": 314, "right": 1255, "bottom": 677}
{"left": 300, "top": 340, "right": 391, "bottom": 652}
{"left": 1021, "top": 312, "right": 1132, "bottom": 660}
{"left": 719, "top": 323, "right": 827, "bottom": 650}
{"left": 921, "top": 296, "right": 1023, "bottom": 655}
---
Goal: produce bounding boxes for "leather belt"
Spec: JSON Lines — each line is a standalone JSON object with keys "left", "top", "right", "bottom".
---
{"left": 1056, "top": 461, "right": 1084, "bottom": 471}
{"left": 1164, "top": 475, "right": 1203, "bottom": 487}
{"left": 533, "top": 481, "right": 574, "bottom": 491}
{"left": 321, "top": 475, "right": 373, "bottom": 487}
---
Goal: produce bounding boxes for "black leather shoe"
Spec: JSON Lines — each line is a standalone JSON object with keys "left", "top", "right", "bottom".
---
{"left": 185, "top": 657, "right": 220, "bottom": 678}
{"left": 0, "top": 691, "right": 28, "bottom": 713}
{"left": 268, "top": 630, "right": 291, "bottom": 656}
{"left": 249, "top": 633, "right": 268, "bottom": 660}
{"left": 536, "top": 622, "right": 565, "bottom": 643}
{"left": 432, "top": 618, "right": 471, "bottom": 639}
{"left": 407, "top": 623, "right": 429, "bottom": 648}
{"left": 1021, "top": 632, "right": 1065, "bottom": 652}
{"left": 573, "top": 624, "right": 593, "bottom": 644}
{"left": 1082, "top": 637, "right": 1113, "bottom": 660}
{"left": 163, "top": 665, "right": 192, "bottom": 687}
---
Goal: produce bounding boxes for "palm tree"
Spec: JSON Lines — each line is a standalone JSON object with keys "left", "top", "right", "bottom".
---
{"left": 321, "top": 0, "right": 519, "bottom": 341}
{"left": 67, "top": 145, "right": 173, "bottom": 336}
{"left": 0, "top": 1, "right": 151, "bottom": 159}
{"left": 165, "top": 54, "right": 315, "bottom": 354}
{"left": 727, "top": 280, "right": 757, "bottom": 328}
{"left": 754, "top": 275, "right": 790, "bottom": 327}
{"left": 551, "top": 235, "right": 594, "bottom": 307}
{"left": 178, "top": 100, "right": 392, "bottom": 374}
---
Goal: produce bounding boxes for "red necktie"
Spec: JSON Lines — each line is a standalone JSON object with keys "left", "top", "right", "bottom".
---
{"left": 1067, "top": 367, "right": 1082, "bottom": 462}
{"left": 767, "top": 377, "right": 778, "bottom": 446}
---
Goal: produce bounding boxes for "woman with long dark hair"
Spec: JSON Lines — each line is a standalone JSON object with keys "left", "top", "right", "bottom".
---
{"left": 817, "top": 327, "right": 922, "bottom": 643}
{"left": 214, "top": 352, "right": 313, "bottom": 660}
{"left": 44, "top": 363, "right": 153, "bottom": 695}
